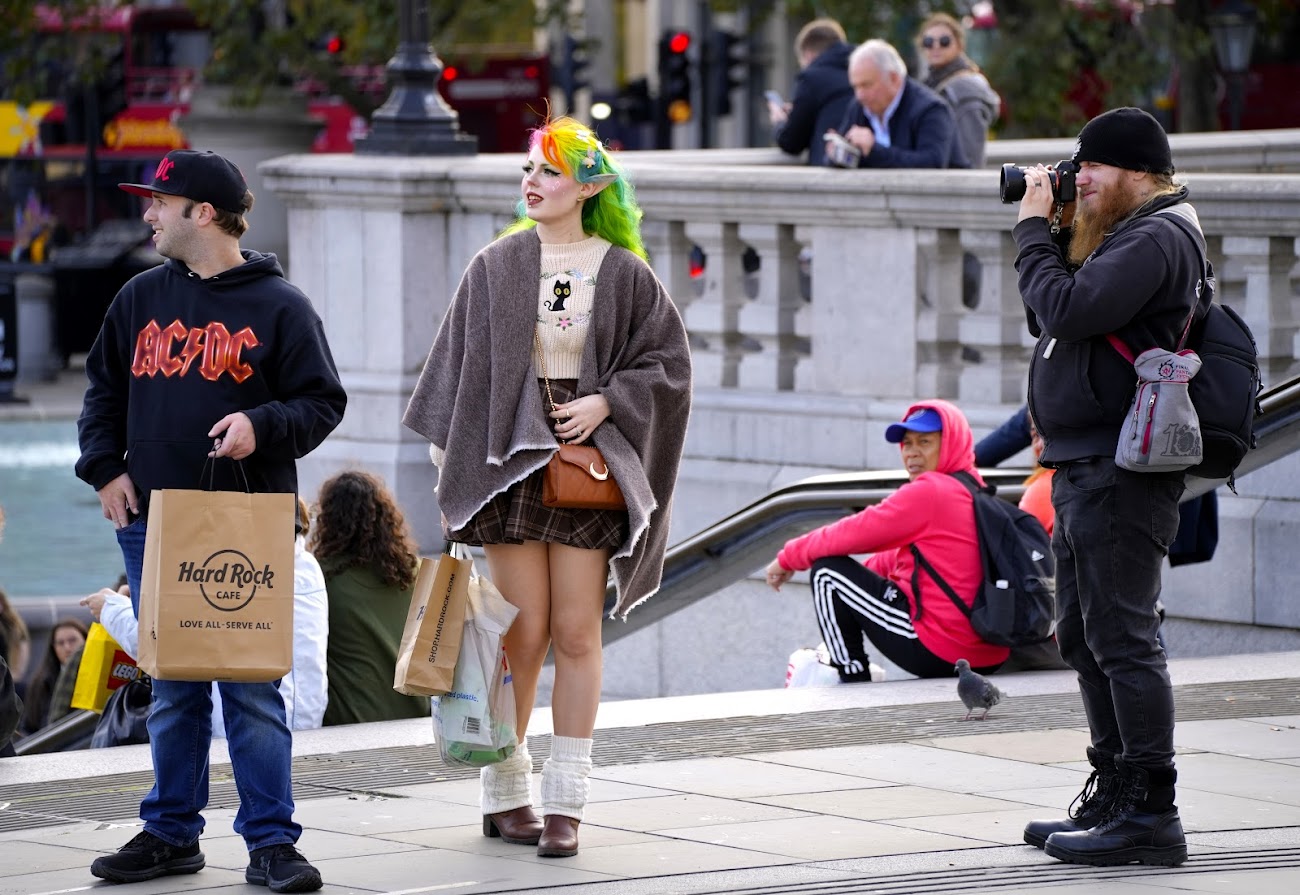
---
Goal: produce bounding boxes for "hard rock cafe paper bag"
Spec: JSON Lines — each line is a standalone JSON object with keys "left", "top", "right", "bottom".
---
{"left": 137, "top": 488, "right": 295, "bottom": 682}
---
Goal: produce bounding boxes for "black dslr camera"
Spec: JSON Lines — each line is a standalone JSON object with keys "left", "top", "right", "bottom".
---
{"left": 1000, "top": 160, "right": 1079, "bottom": 204}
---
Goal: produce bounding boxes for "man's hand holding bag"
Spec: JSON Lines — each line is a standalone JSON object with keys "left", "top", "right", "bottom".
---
{"left": 137, "top": 468, "right": 296, "bottom": 682}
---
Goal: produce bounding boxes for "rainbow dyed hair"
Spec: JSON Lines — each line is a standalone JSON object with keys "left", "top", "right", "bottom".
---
{"left": 500, "top": 117, "right": 647, "bottom": 260}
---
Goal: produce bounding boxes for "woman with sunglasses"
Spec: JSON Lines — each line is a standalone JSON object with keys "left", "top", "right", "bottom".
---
{"left": 916, "top": 13, "right": 1001, "bottom": 167}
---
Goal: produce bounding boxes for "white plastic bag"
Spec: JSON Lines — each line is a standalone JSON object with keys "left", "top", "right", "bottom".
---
{"left": 785, "top": 643, "right": 885, "bottom": 687}
{"left": 433, "top": 560, "right": 520, "bottom": 767}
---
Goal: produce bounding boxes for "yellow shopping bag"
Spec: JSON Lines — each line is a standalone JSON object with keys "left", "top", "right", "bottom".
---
{"left": 71, "top": 623, "right": 141, "bottom": 713}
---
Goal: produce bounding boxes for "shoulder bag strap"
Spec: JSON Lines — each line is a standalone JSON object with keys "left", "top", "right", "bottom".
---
{"left": 1108, "top": 211, "right": 1207, "bottom": 359}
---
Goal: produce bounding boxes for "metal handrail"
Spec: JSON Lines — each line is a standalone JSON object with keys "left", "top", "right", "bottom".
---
{"left": 12, "top": 709, "right": 98, "bottom": 756}
{"left": 601, "top": 373, "right": 1300, "bottom": 646}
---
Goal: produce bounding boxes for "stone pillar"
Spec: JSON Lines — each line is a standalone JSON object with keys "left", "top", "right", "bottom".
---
{"left": 260, "top": 154, "right": 504, "bottom": 552}
{"left": 183, "top": 87, "right": 323, "bottom": 273}
{"left": 803, "top": 224, "right": 917, "bottom": 397}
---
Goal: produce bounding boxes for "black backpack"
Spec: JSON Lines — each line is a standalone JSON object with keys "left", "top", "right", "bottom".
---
{"left": 1156, "top": 212, "right": 1261, "bottom": 483}
{"left": 910, "top": 471, "right": 1056, "bottom": 648}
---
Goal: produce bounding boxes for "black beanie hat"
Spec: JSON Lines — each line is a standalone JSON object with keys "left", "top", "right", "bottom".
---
{"left": 1071, "top": 107, "right": 1174, "bottom": 174}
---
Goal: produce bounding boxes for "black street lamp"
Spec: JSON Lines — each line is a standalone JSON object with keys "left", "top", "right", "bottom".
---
{"left": 1206, "top": 0, "right": 1258, "bottom": 131}
{"left": 354, "top": 0, "right": 477, "bottom": 155}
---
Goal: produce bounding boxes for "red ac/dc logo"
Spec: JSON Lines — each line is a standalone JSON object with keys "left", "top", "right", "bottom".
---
{"left": 131, "top": 319, "right": 261, "bottom": 383}
{"left": 155, "top": 157, "right": 175, "bottom": 182}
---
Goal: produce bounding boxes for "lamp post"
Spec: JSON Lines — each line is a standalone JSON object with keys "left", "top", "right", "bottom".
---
{"left": 353, "top": 0, "right": 477, "bottom": 155}
{"left": 1206, "top": 0, "right": 1258, "bottom": 131}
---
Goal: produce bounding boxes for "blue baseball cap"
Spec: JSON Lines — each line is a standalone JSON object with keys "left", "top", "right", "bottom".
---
{"left": 885, "top": 407, "right": 943, "bottom": 443}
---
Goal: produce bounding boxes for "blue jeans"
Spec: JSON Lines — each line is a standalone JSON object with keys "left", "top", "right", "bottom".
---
{"left": 117, "top": 520, "right": 301, "bottom": 850}
{"left": 1050, "top": 458, "right": 1183, "bottom": 770}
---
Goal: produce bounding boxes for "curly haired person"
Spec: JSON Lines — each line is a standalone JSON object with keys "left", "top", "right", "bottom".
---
{"left": 309, "top": 470, "right": 430, "bottom": 726}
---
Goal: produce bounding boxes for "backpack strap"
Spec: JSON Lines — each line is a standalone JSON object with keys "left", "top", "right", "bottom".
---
{"left": 910, "top": 544, "right": 972, "bottom": 623}
{"left": 909, "top": 470, "right": 987, "bottom": 622}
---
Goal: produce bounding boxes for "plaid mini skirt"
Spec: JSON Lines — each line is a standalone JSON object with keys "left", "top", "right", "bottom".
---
{"left": 446, "top": 379, "right": 629, "bottom": 551}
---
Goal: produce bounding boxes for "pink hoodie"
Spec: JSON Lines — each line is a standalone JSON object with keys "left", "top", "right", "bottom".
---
{"left": 777, "top": 399, "right": 1009, "bottom": 667}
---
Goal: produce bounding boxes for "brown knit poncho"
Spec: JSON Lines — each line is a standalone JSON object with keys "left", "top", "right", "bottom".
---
{"left": 402, "top": 230, "right": 693, "bottom": 617}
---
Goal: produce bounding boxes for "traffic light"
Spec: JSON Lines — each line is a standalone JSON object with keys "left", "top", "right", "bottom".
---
{"left": 558, "top": 34, "right": 590, "bottom": 113}
{"left": 614, "top": 77, "right": 654, "bottom": 124}
{"left": 658, "top": 30, "right": 693, "bottom": 124}
{"left": 708, "top": 29, "right": 745, "bottom": 117}
{"left": 325, "top": 34, "right": 345, "bottom": 55}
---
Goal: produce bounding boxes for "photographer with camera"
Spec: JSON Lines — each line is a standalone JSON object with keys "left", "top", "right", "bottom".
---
{"left": 823, "top": 39, "right": 967, "bottom": 170}
{"left": 1010, "top": 108, "right": 1210, "bottom": 868}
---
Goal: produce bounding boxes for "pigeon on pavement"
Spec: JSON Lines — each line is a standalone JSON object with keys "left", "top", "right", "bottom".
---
{"left": 955, "top": 658, "right": 1005, "bottom": 720}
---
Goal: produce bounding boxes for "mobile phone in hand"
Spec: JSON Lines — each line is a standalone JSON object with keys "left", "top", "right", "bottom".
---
{"left": 764, "top": 90, "right": 784, "bottom": 106}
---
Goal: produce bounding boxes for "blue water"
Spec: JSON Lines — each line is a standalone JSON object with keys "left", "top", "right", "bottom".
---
{"left": 0, "top": 420, "right": 126, "bottom": 596}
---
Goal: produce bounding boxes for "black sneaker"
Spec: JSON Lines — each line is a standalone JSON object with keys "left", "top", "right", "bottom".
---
{"left": 90, "top": 830, "right": 205, "bottom": 883}
{"left": 246, "top": 844, "right": 323, "bottom": 893}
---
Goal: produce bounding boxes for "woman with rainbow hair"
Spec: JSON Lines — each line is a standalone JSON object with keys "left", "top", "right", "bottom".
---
{"left": 404, "top": 117, "right": 693, "bottom": 857}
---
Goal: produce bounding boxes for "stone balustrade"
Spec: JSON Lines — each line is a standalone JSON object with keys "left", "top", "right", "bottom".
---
{"left": 265, "top": 131, "right": 1300, "bottom": 697}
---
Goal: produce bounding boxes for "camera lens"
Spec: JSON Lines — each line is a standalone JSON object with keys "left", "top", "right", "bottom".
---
{"left": 1000, "top": 164, "right": 1027, "bottom": 204}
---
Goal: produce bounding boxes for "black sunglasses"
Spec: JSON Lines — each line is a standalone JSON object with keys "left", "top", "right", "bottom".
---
{"left": 922, "top": 35, "right": 953, "bottom": 49}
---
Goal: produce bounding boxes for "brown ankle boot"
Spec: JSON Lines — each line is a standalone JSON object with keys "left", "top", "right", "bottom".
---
{"left": 536, "top": 815, "right": 580, "bottom": 857}
{"left": 482, "top": 806, "right": 543, "bottom": 845}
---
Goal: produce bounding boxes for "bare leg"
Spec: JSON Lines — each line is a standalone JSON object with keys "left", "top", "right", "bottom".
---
{"left": 546, "top": 542, "right": 609, "bottom": 738}
{"left": 482, "top": 541, "right": 551, "bottom": 738}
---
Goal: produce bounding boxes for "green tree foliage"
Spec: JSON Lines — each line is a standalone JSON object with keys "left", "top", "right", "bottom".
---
{"left": 3, "top": 1, "right": 555, "bottom": 117}
{"left": 782, "top": 0, "right": 1289, "bottom": 136}
{"left": 187, "top": 0, "right": 546, "bottom": 115}
{"left": 1, "top": 0, "right": 115, "bottom": 104}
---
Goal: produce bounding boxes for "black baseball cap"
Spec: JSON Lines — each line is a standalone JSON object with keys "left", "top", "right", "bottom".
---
{"left": 119, "top": 150, "right": 249, "bottom": 213}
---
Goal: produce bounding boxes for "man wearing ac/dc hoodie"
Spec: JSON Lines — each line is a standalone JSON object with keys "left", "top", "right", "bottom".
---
{"left": 76, "top": 150, "right": 346, "bottom": 893}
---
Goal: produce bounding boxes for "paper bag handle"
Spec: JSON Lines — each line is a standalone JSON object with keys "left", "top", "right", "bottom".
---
{"left": 200, "top": 455, "right": 252, "bottom": 492}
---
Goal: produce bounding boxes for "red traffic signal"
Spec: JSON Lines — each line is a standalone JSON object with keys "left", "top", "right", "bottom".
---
{"left": 325, "top": 34, "right": 344, "bottom": 54}
{"left": 668, "top": 31, "right": 690, "bottom": 55}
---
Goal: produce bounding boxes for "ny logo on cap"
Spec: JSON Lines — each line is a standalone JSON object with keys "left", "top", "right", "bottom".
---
{"left": 155, "top": 157, "right": 175, "bottom": 182}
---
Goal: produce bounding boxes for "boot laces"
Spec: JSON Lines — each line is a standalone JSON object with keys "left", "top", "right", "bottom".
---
{"left": 1067, "top": 769, "right": 1120, "bottom": 821}
{"left": 1092, "top": 773, "right": 1146, "bottom": 832}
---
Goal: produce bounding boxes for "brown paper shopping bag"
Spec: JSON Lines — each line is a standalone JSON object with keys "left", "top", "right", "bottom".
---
{"left": 137, "top": 487, "right": 296, "bottom": 682}
{"left": 393, "top": 545, "right": 471, "bottom": 696}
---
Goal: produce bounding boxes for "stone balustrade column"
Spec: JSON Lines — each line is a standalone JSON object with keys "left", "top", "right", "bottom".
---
{"left": 958, "top": 228, "right": 1031, "bottom": 404}
{"left": 736, "top": 222, "right": 803, "bottom": 390}
{"left": 914, "top": 228, "right": 963, "bottom": 399}
{"left": 1220, "top": 235, "right": 1300, "bottom": 384}
{"left": 682, "top": 221, "right": 746, "bottom": 388}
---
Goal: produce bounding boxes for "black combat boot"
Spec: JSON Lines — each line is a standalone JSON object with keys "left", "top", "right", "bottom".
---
{"left": 1044, "top": 759, "right": 1187, "bottom": 867}
{"left": 1023, "top": 747, "right": 1121, "bottom": 848}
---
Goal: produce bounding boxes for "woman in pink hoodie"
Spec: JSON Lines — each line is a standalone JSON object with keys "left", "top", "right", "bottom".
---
{"left": 765, "top": 400, "right": 1009, "bottom": 680}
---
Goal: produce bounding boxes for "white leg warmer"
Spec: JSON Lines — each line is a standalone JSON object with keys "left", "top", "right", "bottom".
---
{"left": 480, "top": 737, "right": 534, "bottom": 815}
{"left": 541, "top": 735, "right": 593, "bottom": 821}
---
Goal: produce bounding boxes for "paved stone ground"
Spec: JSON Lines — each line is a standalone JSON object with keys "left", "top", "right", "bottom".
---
{"left": 2, "top": 652, "right": 1298, "bottom": 895}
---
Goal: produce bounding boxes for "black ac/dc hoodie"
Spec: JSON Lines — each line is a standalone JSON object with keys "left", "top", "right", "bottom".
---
{"left": 76, "top": 251, "right": 347, "bottom": 514}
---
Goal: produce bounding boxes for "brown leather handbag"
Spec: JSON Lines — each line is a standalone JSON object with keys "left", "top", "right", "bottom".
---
{"left": 535, "top": 331, "right": 626, "bottom": 511}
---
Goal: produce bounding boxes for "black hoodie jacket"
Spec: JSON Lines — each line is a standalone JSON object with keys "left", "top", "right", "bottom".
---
{"left": 773, "top": 42, "right": 854, "bottom": 167}
{"left": 76, "top": 251, "right": 347, "bottom": 509}
{"left": 1014, "top": 187, "right": 1212, "bottom": 464}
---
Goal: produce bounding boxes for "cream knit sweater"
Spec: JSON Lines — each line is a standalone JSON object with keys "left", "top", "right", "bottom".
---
{"left": 534, "top": 236, "right": 613, "bottom": 381}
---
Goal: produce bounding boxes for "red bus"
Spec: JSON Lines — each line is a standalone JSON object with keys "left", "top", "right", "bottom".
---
{"left": 2, "top": 3, "right": 549, "bottom": 253}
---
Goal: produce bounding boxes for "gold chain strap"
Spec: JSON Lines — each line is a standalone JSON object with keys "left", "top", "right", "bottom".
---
{"left": 534, "top": 327, "right": 565, "bottom": 444}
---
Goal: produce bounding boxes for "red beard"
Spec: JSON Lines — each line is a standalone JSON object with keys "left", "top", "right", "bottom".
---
{"left": 1068, "top": 183, "right": 1145, "bottom": 266}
